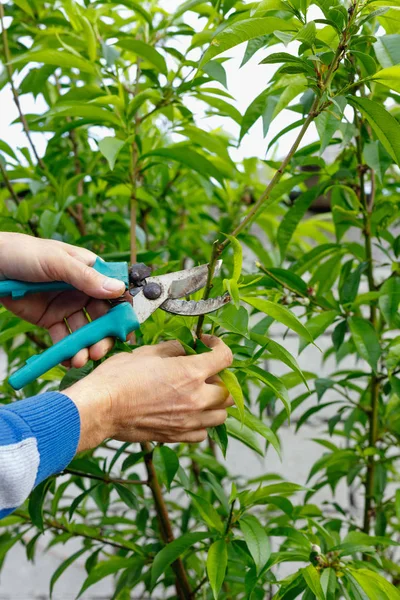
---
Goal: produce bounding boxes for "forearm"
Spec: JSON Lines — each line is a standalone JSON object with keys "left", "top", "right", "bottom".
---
{"left": 0, "top": 392, "right": 80, "bottom": 518}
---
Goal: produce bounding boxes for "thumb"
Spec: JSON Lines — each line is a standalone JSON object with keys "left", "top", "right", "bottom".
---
{"left": 55, "top": 254, "right": 125, "bottom": 299}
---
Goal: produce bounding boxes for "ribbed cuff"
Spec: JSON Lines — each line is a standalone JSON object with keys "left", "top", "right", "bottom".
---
{"left": 5, "top": 392, "right": 80, "bottom": 484}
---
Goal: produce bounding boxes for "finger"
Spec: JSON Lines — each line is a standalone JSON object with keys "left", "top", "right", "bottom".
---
{"left": 68, "top": 301, "right": 115, "bottom": 366}
{"left": 85, "top": 301, "right": 115, "bottom": 362}
{"left": 201, "top": 381, "right": 230, "bottom": 409}
{"left": 64, "top": 309, "right": 90, "bottom": 368}
{"left": 198, "top": 409, "right": 228, "bottom": 429}
{"left": 48, "top": 321, "right": 72, "bottom": 368}
{"left": 44, "top": 251, "right": 125, "bottom": 300}
{"left": 185, "top": 335, "right": 233, "bottom": 378}
{"left": 182, "top": 429, "right": 208, "bottom": 443}
{"left": 132, "top": 340, "right": 186, "bottom": 359}
{"left": 216, "top": 394, "right": 234, "bottom": 409}
{"left": 114, "top": 429, "right": 208, "bottom": 444}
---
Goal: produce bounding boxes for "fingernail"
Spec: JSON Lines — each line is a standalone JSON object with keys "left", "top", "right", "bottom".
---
{"left": 102, "top": 278, "right": 125, "bottom": 293}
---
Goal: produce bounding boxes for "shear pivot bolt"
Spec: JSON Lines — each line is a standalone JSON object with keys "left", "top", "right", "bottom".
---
{"left": 143, "top": 282, "right": 162, "bottom": 300}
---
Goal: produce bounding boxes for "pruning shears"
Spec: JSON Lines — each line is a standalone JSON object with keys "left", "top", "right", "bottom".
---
{"left": 0, "top": 259, "right": 230, "bottom": 390}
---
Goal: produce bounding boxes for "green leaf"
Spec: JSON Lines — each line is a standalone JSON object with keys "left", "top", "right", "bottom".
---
{"left": 339, "top": 261, "right": 368, "bottom": 305}
{"left": 364, "top": 140, "right": 392, "bottom": 183}
{"left": 244, "top": 365, "right": 291, "bottom": 418}
{"left": 277, "top": 187, "right": 322, "bottom": 259}
{"left": 241, "top": 296, "right": 313, "bottom": 342}
{"left": 299, "top": 311, "right": 338, "bottom": 353}
{"left": 320, "top": 567, "right": 337, "bottom": 600}
{"left": 260, "top": 266, "right": 308, "bottom": 295}
{"left": 140, "top": 146, "right": 225, "bottom": 184}
{"left": 78, "top": 557, "right": 135, "bottom": 597}
{"left": 315, "top": 109, "right": 340, "bottom": 154}
{"left": 348, "top": 96, "right": 400, "bottom": 166}
{"left": 200, "top": 17, "right": 297, "bottom": 66}
{"left": 396, "top": 489, "right": 400, "bottom": 520}
{"left": 208, "top": 304, "right": 249, "bottom": 337}
{"left": 224, "top": 234, "right": 242, "bottom": 281}
{"left": 296, "top": 21, "right": 316, "bottom": 46}
{"left": 227, "top": 406, "right": 281, "bottom": 457}
{"left": 374, "top": 34, "right": 400, "bottom": 67}
{"left": 0, "top": 321, "right": 36, "bottom": 345}
{"left": 115, "top": 483, "right": 138, "bottom": 510}
{"left": 28, "top": 479, "right": 52, "bottom": 532}
{"left": 13, "top": 0, "right": 35, "bottom": 16}
{"left": 12, "top": 50, "right": 97, "bottom": 74}
{"left": 0, "top": 139, "right": 17, "bottom": 161}
{"left": 220, "top": 369, "right": 244, "bottom": 421}
{"left": 379, "top": 276, "right": 400, "bottom": 327}
{"left": 240, "top": 89, "right": 280, "bottom": 140}
{"left": 208, "top": 424, "right": 228, "bottom": 458}
{"left": 302, "top": 565, "right": 325, "bottom": 600}
{"left": 240, "top": 515, "right": 271, "bottom": 573}
{"left": 153, "top": 445, "right": 179, "bottom": 491}
{"left": 207, "top": 540, "right": 228, "bottom": 600}
{"left": 116, "top": 39, "right": 167, "bottom": 74}
{"left": 251, "top": 333, "right": 309, "bottom": 389}
{"left": 187, "top": 491, "right": 224, "bottom": 532}
{"left": 224, "top": 277, "right": 240, "bottom": 308}
{"left": 49, "top": 103, "right": 122, "bottom": 127}
{"left": 339, "top": 531, "right": 400, "bottom": 549}
{"left": 372, "top": 65, "right": 400, "bottom": 93}
{"left": 202, "top": 60, "right": 227, "bottom": 88}
{"left": 348, "top": 316, "right": 381, "bottom": 372}
{"left": 226, "top": 418, "right": 264, "bottom": 456}
{"left": 347, "top": 568, "right": 400, "bottom": 600}
{"left": 98, "top": 137, "right": 125, "bottom": 170}
{"left": 247, "top": 482, "right": 305, "bottom": 505}
{"left": 50, "top": 549, "right": 86, "bottom": 598}
{"left": 151, "top": 532, "right": 209, "bottom": 588}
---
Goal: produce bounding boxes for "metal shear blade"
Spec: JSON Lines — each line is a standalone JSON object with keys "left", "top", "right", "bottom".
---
{"left": 131, "top": 260, "right": 229, "bottom": 322}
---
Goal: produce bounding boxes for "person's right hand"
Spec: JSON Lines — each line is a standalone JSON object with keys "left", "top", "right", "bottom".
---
{"left": 64, "top": 335, "right": 234, "bottom": 451}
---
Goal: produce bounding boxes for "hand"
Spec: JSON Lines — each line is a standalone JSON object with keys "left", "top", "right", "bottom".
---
{"left": 0, "top": 233, "right": 126, "bottom": 368}
{"left": 65, "top": 335, "right": 234, "bottom": 450}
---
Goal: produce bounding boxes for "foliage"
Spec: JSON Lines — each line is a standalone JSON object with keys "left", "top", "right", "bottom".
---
{"left": 1, "top": 0, "right": 400, "bottom": 598}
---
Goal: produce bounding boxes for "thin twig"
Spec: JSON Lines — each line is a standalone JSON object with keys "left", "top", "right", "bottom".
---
{"left": 0, "top": 2, "right": 45, "bottom": 170}
{"left": 63, "top": 468, "right": 148, "bottom": 486}
{"left": 14, "top": 510, "right": 138, "bottom": 552}
{"left": 0, "top": 160, "right": 20, "bottom": 205}
{"left": 195, "top": 3, "right": 358, "bottom": 339}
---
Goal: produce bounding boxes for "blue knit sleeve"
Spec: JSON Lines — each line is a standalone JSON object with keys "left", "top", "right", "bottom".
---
{"left": 0, "top": 392, "right": 80, "bottom": 518}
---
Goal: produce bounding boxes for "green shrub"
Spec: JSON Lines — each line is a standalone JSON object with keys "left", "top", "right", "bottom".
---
{"left": 1, "top": 0, "right": 400, "bottom": 597}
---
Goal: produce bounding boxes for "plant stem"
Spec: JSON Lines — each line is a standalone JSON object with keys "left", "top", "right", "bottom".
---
{"left": 225, "top": 499, "right": 236, "bottom": 534}
{"left": 0, "top": 158, "right": 39, "bottom": 236}
{"left": 14, "top": 510, "right": 137, "bottom": 553}
{"left": 195, "top": 9, "right": 355, "bottom": 339}
{"left": 355, "top": 114, "right": 380, "bottom": 535}
{"left": 0, "top": 160, "right": 19, "bottom": 205}
{"left": 143, "top": 444, "right": 192, "bottom": 600}
{"left": 128, "top": 62, "right": 191, "bottom": 598}
{"left": 63, "top": 468, "right": 148, "bottom": 486}
{"left": 0, "top": 2, "right": 45, "bottom": 170}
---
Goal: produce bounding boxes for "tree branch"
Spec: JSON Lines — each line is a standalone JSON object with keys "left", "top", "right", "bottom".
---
{"left": 63, "top": 468, "right": 148, "bottom": 486}
{"left": 143, "top": 443, "right": 192, "bottom": 600}
{"left": 0, "top": 2, "right": 45, "bottom": 170}
{"left": 195, "top": 3, "right": 357, "bottom": 339}
{"left": 354, "top": 112, "right": 380, "bottom": 536}
{"left": 14, "top": 510, "right": 138, "bottom": 553}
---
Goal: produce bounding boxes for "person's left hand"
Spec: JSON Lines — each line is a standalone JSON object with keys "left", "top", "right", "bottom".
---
{"left": 0, "top": 233, "right": 126, "bottom": 368}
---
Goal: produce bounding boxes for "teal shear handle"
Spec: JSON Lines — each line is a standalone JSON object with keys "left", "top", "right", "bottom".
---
{"left": 0, "top": 258, "right": 129, "bottom": 299}
{"left": 9, "top": 302, "right": 140, "bottom": 390}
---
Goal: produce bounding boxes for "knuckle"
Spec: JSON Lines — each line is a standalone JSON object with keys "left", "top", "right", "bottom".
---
{"left": 223, "top": 345, "right": 234, "bottom": 366}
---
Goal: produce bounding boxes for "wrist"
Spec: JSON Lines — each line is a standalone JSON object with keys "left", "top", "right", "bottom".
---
{"left": 64, "top": 377, "right": 112, "bottom": 452}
